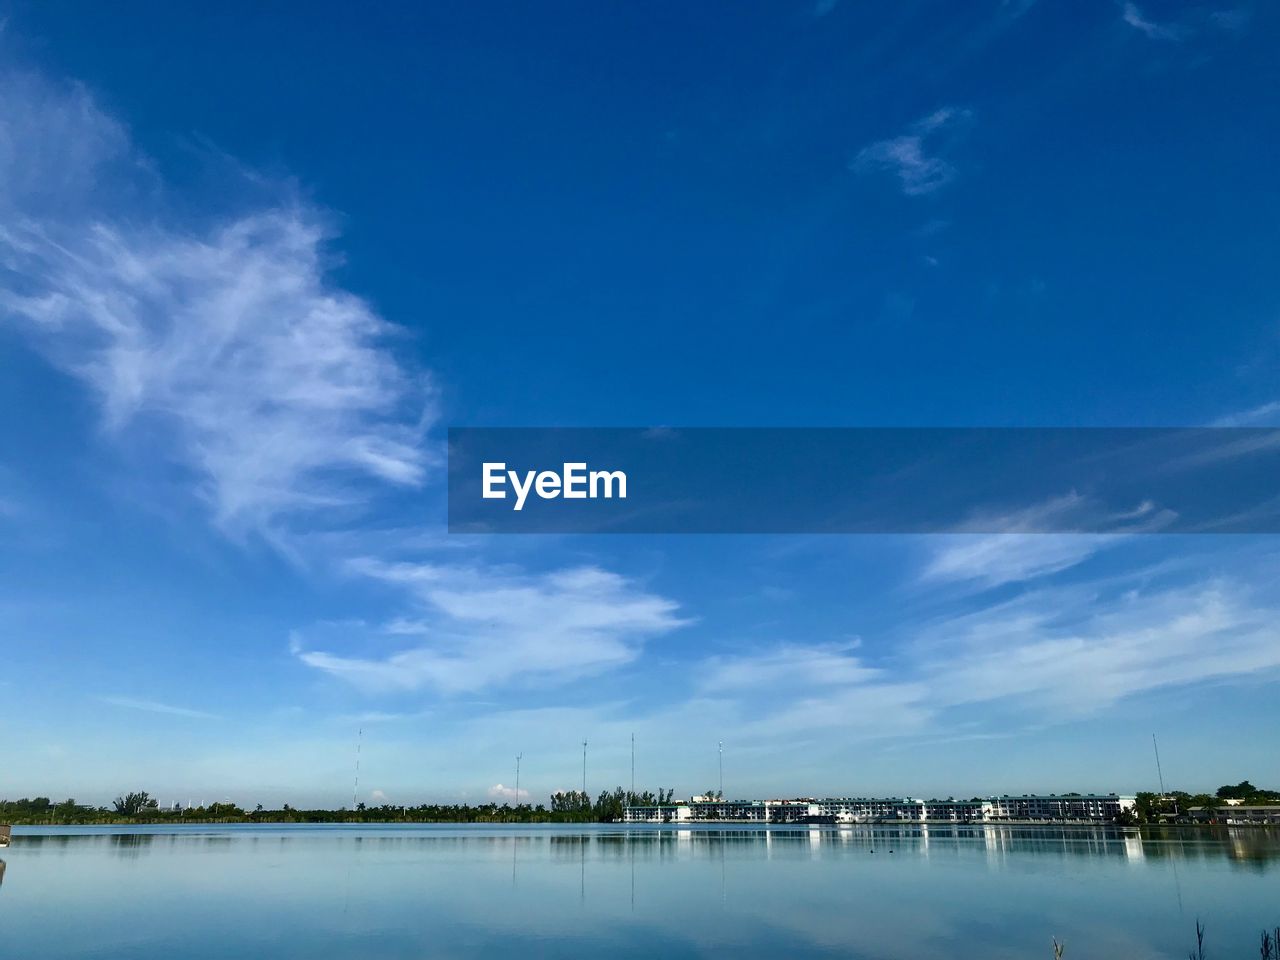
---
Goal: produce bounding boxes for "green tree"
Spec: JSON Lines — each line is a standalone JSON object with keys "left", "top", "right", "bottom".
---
{"left": 1216, "top": 780, "right": 1256, "bottom": 800}
{"left": 55, "top": 798, "right": 82, "bottom": 820}
{"left": 112, "top": 791, "right": 158, "bottom": 816}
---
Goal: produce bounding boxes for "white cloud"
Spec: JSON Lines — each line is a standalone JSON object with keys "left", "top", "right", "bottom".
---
{"left": 291, "top": 544, "right": 1280, "bottom": 745}
{"left": 1209, "top": 8, "right": 1251, "bottom": 33}
{"left": 851, "top": 108, "right": 970, "bottom": 196}
{"left": 701, "top": 642, "right": 878, "bottom": 692}
{"left": 0, "top": 69, "right": 433, "bottom": 536}
{"left": 735, "top": 681, "right": 933, "bottom": 740}
{"left": 337, "top": 710, "right": 432, "bottom": 724}
{"left": 1212, "top": 400, "right": 1280, "bottom": 427}
{"left": 920, "top": 494, "right": 1174, "bottom": 587}
{"left": 1121, "top": 2, "right": 1183, "bottom": 40}
{"left": 685, "top": 568, "right": 1280, "bottom": 741}
{"left": 487, "top": 783, "right": 530, "bottom": 801}
{"left": 922, "top": 534, "right": 1112, "bottom": 587}
{"left": 914, "top": 578, "right": 1280, "bottom": 714}
{"left": 0, "top": 72, "right": 135, "bottom": 215}
{"left": 295, "top": 562, "right": 688, "bottom": 694}
{"left": 0, "top": 63, "right": 690, "bottom": 706}
{"left": 99, "top": 696, "right": 220, "bottom": 720}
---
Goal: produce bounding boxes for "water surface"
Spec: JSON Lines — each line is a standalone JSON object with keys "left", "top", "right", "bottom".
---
{"left": 2, "top": 823, "right": 1277, "bottom": 959}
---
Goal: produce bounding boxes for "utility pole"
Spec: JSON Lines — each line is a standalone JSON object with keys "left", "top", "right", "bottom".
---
{"left": 718, "top": 740, "right": 723, "bottom": 798}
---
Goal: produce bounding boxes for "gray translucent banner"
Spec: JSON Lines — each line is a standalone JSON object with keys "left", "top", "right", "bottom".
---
{"left": 447, "top": 428, "right": 1280, "bottom": 534}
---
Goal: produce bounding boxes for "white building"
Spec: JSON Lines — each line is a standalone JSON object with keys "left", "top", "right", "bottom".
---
{"left": 624, "top": 794, "right": 1136, "bottom": 824}
{"left": 621, "top": 804, "right": 691, "bottom": 823}
{"left": 985, "top": 795, "right": 1136, "bottom": 821}
{"left": 1188, "top": 805, "right": 1280, "bottom": 825}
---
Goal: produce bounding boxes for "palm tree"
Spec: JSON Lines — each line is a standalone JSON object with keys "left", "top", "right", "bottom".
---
{"left": 112, "top": 791, "right": 157, "bottom": 816}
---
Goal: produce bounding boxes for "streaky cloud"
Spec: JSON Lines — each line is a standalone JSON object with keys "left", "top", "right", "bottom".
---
{"left": 99, "top": 695, "right": 220, "bottom": 720}
{"left": 294, "top": 562, "right": 688, "bottom": 694}
{"left": 0, "top": 68, "right": 435, "bottom": 538}
{"left": 1121, "top": 2, "right": 1184, "bottom": 40}
{"left": 1212, "top": 400, "right": 1280, "bottom": 427}
{"left": 851, "top": 108, "right": 971, "bottom": 196}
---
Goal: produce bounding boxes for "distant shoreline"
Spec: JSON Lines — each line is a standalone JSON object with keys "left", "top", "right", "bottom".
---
{"left": 6, "top": 818, "right": 1273, "bottom": 829}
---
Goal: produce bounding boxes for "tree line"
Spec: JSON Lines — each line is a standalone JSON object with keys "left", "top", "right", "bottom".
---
{"left": 1131, "top": 780, "right": 1280, "bottom": 824}
{"left": 5, "top": 780, "right": 1275, "bottom": 826}
{"left": 0, "top": 786, "right": 679, "bottom": 825}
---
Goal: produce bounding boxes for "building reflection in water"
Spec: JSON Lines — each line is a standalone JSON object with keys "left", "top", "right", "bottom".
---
{"left": 566, "top": 822, "right": 1280, "bottom": 870}
{"left": 13, "top": 823, "right": 1276, "bottom": 871}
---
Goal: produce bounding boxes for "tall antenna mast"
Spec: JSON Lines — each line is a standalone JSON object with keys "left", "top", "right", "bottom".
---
{"left": 1152, "top": 733, "right": 1167, "bottom": 795}
{"left": 353, "top": 727, "right": 363, "bottom": 810}
{"left": 631, "top": 733, "right": 635, "bottom": 797}
{"left": 718, "top": 740, "right": 724, "bottom": 798}
{"left": 582, "top": 739, "right": 588, "bottom": 800}
{"left": 515, "top": 753, "right": 522, "bottom": 807}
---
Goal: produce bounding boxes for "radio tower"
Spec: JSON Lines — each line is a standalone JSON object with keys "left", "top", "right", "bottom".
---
{"left": 1152, "top": 733, "right": 1166, "bottom": 795}
{"left": 352, "top": 728, "right": 363, "bottom": 810}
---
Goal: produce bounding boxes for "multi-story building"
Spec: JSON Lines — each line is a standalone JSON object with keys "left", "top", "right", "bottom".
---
{"left": 621, "top": 804, "right": 691, "bottom": 823}
{"left": 688, "top": 799, "right": 814, "bottom": 822}
{"left": 1187, "top": 805, "right": 1280, "bottom": 825}
{"left": 623, "top": 798, "right": 820, "bottom": 823}
{"left": 623, "top": 793, "right": 1136, "bottom": 824}
{"left": 985, "top": 795, "right": 1135, "bottom": 821}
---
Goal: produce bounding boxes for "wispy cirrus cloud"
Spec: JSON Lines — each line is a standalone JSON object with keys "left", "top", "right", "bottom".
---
{"left": 272, "top": 561, "right": 1280, "bottom": 794}
{"left": 336, "top": 709, "right": 433, "bottom": 725}
{"left": 1002, "top": 0, "right": 1039, "bottom": 16}
{"left": 851, "top": 108, "right": 971, "bottom": 196}
{"left": 1121, "top": 2, "right": 1185, "bottom": 40}
{"left": 1209, "top": 8, "right": 1251, "bottom": 33}
{"left": 923, "top": 534, "right": 1113, "bottom": 587}
{"left": 694, "top": 642, "right": 931, "bottom": 741}
{"left": 0, "top": 69, "right": 434, "bottom": 537}
{"left": 685, "top": 569, "right": 1280, "bottom": 743}
{"left": 1118, "top": 3, "right": 1252, "bottom": 45}
{"left": 916, "top": 578, "right": 1280, "bottom": 714}
{"left": 921, "top": 493, "right": 1172, "bottom": 588}
{"left": 0, "top": 72, "right": 135, "bottom": 215}
{"left": 701, "top": 641, "right": 876, "bottom": 692}
{"left": 1212, "top": 400, "right": 1280, "bottom": 426}
{"left": 99, "top": 696, "right": 220, "bottom": 720}
{"left": 1, "top": 60, "right": 689, "bottom": 708}
{"left": 294, "top": 561, "right": 688, "bottom": 694}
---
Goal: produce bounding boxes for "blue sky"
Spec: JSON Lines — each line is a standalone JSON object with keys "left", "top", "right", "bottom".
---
{"left": 2, "top": 1, "right": 1279, "bottom": 808}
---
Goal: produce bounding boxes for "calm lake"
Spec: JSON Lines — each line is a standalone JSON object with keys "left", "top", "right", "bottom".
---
{"left": 1, "top": 823, "right": 1277, "bottom": 959}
